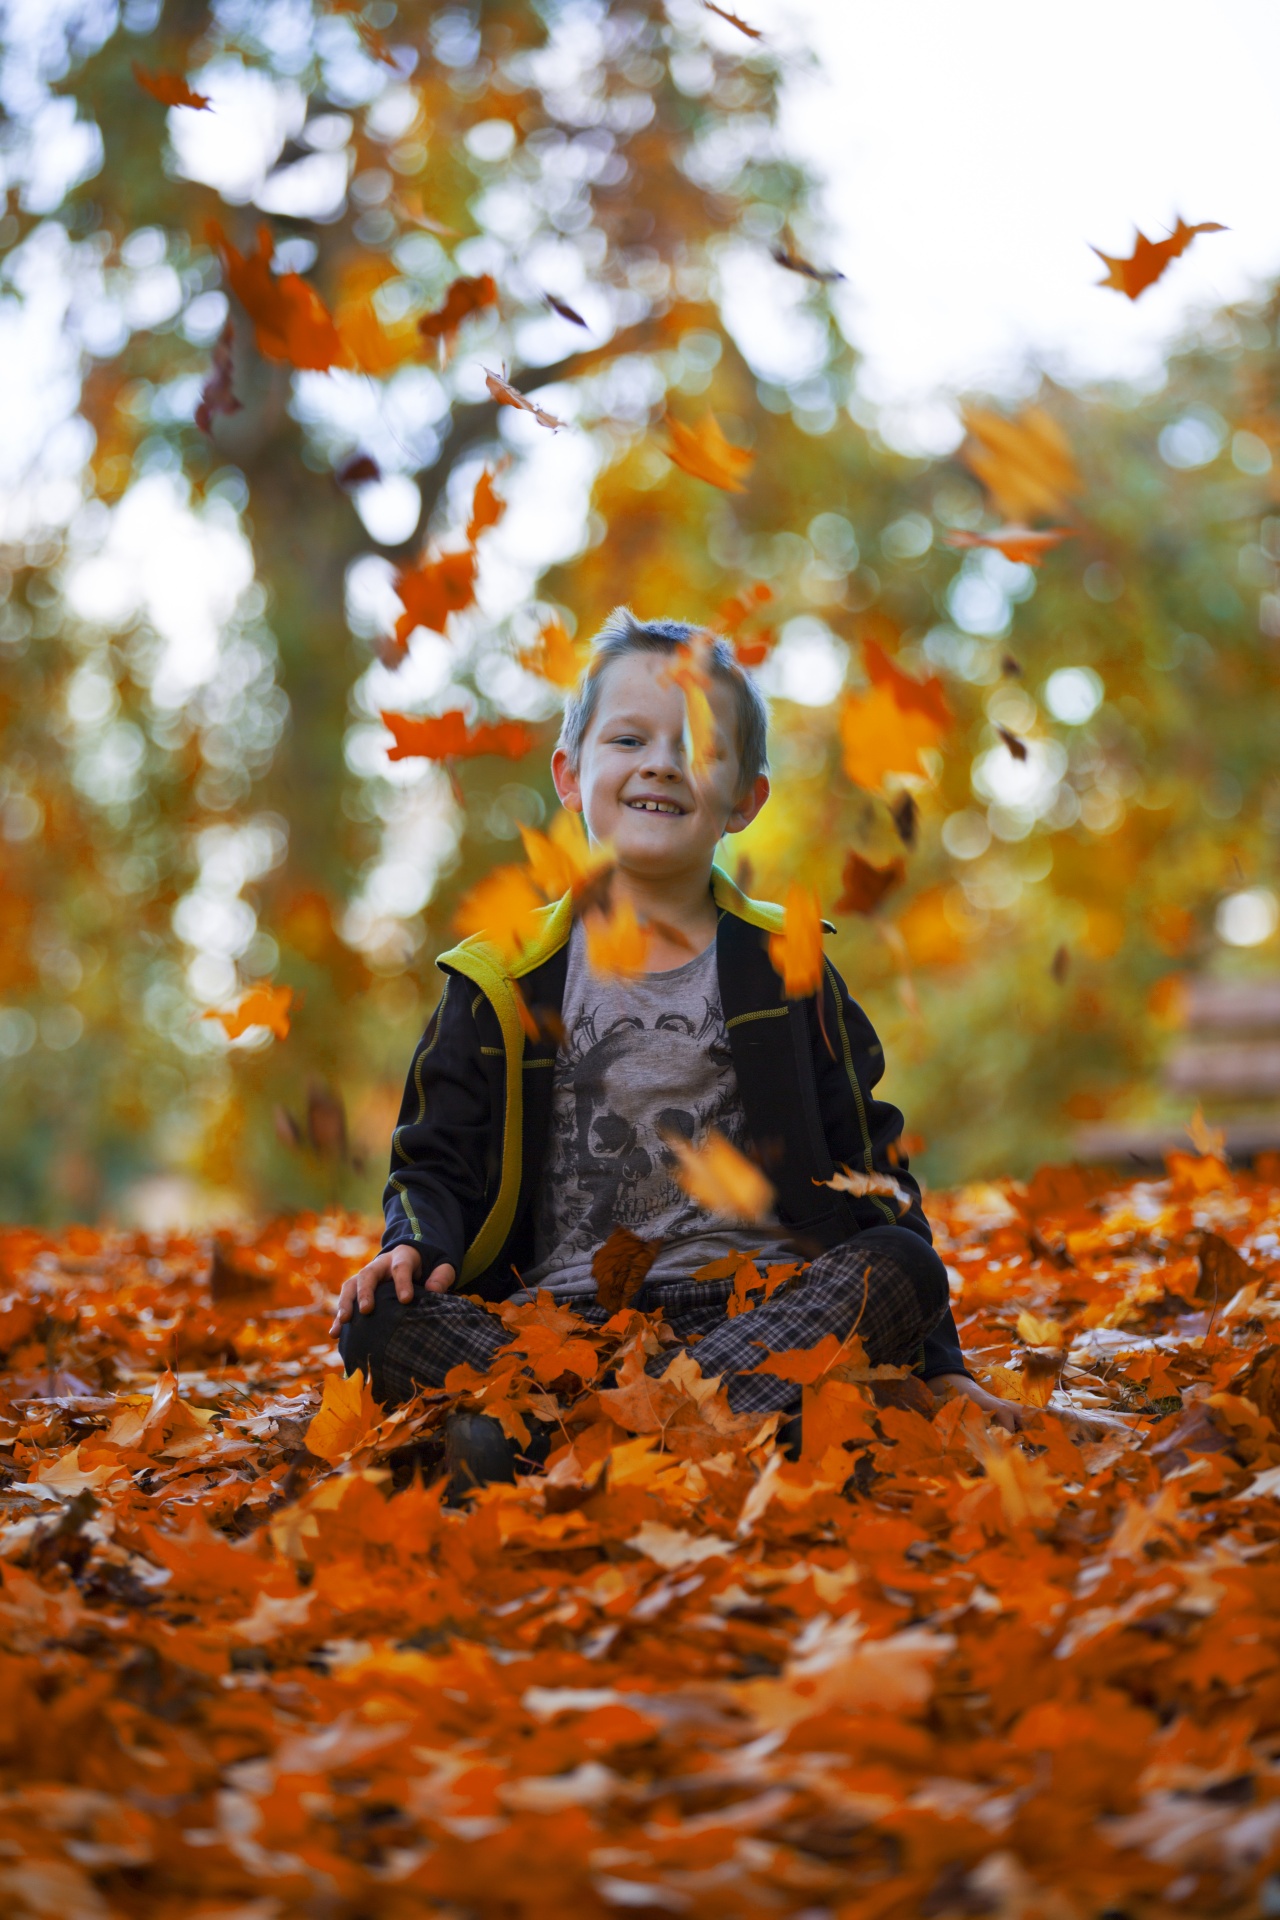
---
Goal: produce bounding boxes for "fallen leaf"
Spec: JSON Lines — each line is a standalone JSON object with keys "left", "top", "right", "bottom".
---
{"left": 380, "top": 709, "right": 535, "bottom": 762}
{"left": 132, "top": 63, "right": 211, "bottom": 109}
{"left": 664, "top": 412, "right": 754, "bottom": 492}
{"left": 418, "top": 273, "right": 498, "bottom": 348}
{"left": 592, "top": 1229, "right": 663, "bottom": 1313}
{"left": 961, "top": 404, "right": 1082, "bottom": 522}
{"left": 207, "top": 220, "right": 343, "bottom": 371}
{"left": 1093, "top": 217, "right": 1227, "bottom": 301}
{"left": 704, "top": 0, "right": 764, "bottom": 36}
{"left": 770, "top": 242, "right": 844, "bottom": 283}
{"left": 203, "top": 983, "right": 295, "bottom": 1042}
{"left": 583, "top": 899, "right": 651, "bottom": 978}
{"left": 484, "top": 366, "right": 566, "bottom": 431}
{"left": 194, "top": 320, "right": 241, "bottom": 435}
{"left": 391, "top": 548, "right": 478, "bottom": 645}
{"left": 544, "top": 293, "right": 589, "bottom": 329}
{"left": 834, "top": 851, "right": 905, "bottom": 915}
{"left": 945, "top": 526, "right": 1074, "bottom": 565}
{"left": 305, "top": 1368, "right": 380, "bottom": 1462}
{"left": 664, "top": 1127, "right": 775, "bottom": 1222}
{"left": 749, "top": 1329, "right": 859, "bottom": 1384}
{"left": 768, "top": 883, "right": 825, "bottom": 997}
{"left": 518, "top": 615, "right": 584, "bottom": 689}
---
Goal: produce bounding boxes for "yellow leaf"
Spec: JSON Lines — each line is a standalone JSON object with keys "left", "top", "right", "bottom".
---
{"left": 960, "top": 405, "right": 1082, "bottom": 522}
{"left": 662, "top": 639, "right": 719, "bottom": 784}
{"left": 454, "top": 865, "right": 547, "bottom": 962}
{"left": 203, "top": 983, "right": 294, "bottom": 1041}
{"left": 519, "top": 810, "right": 612, "bottom": 900}
{"left": 583, "top": 899, "right": 651, "bottom": 978}
{"left": 839, "top": 683, "right": 945, "bottom": 794}
{"left": 768, "top": 883, "right": 825, "bottom": 998}
{"left": 1016, "top": 1310, "right": 1065, "bottom": 1350}
{"left": 305, "top": 1369, "right": 380, "bottom": 1463}
{"left": 664, "top": 1126, "right": 775, "bottom": 1223}
{"left": 663, "top": 412, "right": 754, "bottom": 492}
{"left": 519, "top": 616, "right": 584, "bottom": 689}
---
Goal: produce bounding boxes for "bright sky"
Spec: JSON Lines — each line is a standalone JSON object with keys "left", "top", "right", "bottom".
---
{"left": 765, "top": 0, "right": 1280, "bottom": 449}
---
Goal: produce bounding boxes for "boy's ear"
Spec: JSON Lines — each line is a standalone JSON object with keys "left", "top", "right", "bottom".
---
{"left": 551, "top": 746, "right": 583, "bottom": 813}
{"left": 725, "top": 772, "right": 770, "bottom": 835}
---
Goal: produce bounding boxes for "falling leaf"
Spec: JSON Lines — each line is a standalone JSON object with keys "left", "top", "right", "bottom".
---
{"left": 663, "top": 638, "right": 719, "bottom": 782}
{"left": 304, "top": 1367, "right": 380, "bottom": 1462}
{"left": 945, "top": 526, "right": 1074, "bottom": 566}
{"left": 1093, "top": 217, "right": 1227, "bottom": 301}
{"left": 1051, "top": 945, "right": 1070, "bottom": 984}
{"left": 417, "top": 273, "right": 498, "bottom": 348}
{"left": 335, "top": 451, "right": 380, "bottom": 489}
{"left": 664, "top": 1126, "right": 775, "bottom": 1222}
{"left": 890, "top": 791, "right": 918, "bottom": 848}
{"left": 484, "top": 366, "right": 566, "bottom": 431}
{"left": 194, "top": 319, "right": 241, "bottom": 436}
{"left": 820, "top": 1165, "right": 912, "bottom": 1216}
{"left": 466, "top": 466, "right": 506, "bottom": 544}
{"left": 380, "top": 709, "right": 535, "bottom": 763}
{"left": 582, "top": 899, "right": 651, "bottom": 978}
{"left": 1002, "top": 653, "right": 1023, "bottom": 677}
{"left": 770, "top": 243, "right": 845, "bottom": 283}
{"left": 592, "top": 1229, "right": 663, "bottom": 1313}
{"left": 207, "top": 220, "right": 343, "bottom": 371}
{"left": 132, "top": 63, "right": 211, "bottom": 109}
{"left": 768, "top": 883, "right": 825, "bottom": 997}
{"left": 664, "top": 412, "right": 754, "bottom": 492}
{"left": 518, "top": 615, "right": 584, "bottom": 688}
{"left": 519, "top": 811, "right": 612, "bottom": 901}
{"left": 840, "top": 643, "right": 952, "bottom": 795}
{"left": 703, "top": 0, "right": 763, "bottom": 36}
{"left": 391, "top": 549, "right": 477, "bottom": 645}
{"left": 961, "top": 404, "right": 1082, "bottom": 522}
{"left": 454, "top": 866, "right": 546, "bottom": 960}
{"left": 716, "top": 582, "right": 773, "bottom": 634}
{"left": 1187, "top": 1104, "right": 1227, "bottom": 1159}
{"left": 544, "top": 293, "right": 589, "bottom": 329}
{"left": 834, "top": 851, "right": 905, "bottom": 915}
{"left": 997, "top": 723, "right": 1028, "bottom": 761}
{"left": 203, "top": 983, "right": 294, "bottom": 1042}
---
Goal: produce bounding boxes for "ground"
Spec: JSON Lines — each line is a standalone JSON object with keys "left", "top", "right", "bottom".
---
{"left": 0, "top": 1153, "right": 1278, "bottom": 1918}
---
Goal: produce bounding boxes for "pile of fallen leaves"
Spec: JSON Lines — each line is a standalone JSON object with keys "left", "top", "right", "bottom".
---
{"left": 2, "top": 1159, "right": 1280, "bottom": 1919}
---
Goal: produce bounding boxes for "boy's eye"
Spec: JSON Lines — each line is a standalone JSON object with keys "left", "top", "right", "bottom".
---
{"left": 611, "top": 733, "right": 643, "bottom": 747}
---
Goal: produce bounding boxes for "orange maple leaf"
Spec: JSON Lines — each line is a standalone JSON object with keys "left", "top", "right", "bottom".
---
{"left": 518, "top": 616, "right": 584, "bottom": 689}
{"left": 417, "top": 273, "right": 498, "bottom": 348}
{"left": 945, "top": 526, "right": 1074, "bottom": 566}
{"left": 518, "top": 811, "right": 612, "bottom": 901}
{"left": 839, "top": 645, "right": 951, "bottom": 797}
{"left": 453, "top": 865, "right": 546, "bottom": 960}
{"left": 202, "top": 983, "right": 294, "bottom": 1042}
{"left": 132, "top": 62, "right": 211, "bottom": 109}
{"left": 1092, "top": 217, "right": 1226, "bottom": 301}
{"left": 592, "top": 1229, "right": 663, "bottom": 1313}
{"left": 749, "top": 1330, "right": 855, "bottom": 1385}
{"left": 466, "top": 466, "right": 507, "bottom": 545}
{"left": 207, "top": 220, "right": 343, "bottom": 371}
{"left": 391, "top": 549, "right": 477, "bottom": 645}
{"left": 835, "top": 850, "right": 906, "bottom": 915}
{"left": 664, "top": 412, "right": 754, "bottom": 492}
{"left": 664, "top": 1126, "right": 775, "bottom": 1223}
{"left": 305, "top": 1368, "right": 380, "bottom": 1463}
{"left": 961, "top": 405, "right": 1082, "bottom": 523}
{"left": 768, "top": 883, "right": 825, "bottom": 998}
{"left": 582, "top": 899, "right": 651, "bottom": 979}
{"left": 380, "top": 709, "right": 535, "bottom": 763}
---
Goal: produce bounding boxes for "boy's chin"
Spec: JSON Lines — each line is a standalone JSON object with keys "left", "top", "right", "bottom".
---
{"left": 611, "top": 830, "right": 715, "bottom": 877}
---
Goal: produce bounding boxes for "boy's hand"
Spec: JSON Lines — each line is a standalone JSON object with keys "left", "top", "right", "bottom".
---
{"left": 329, "top": 1247, "right": 456, "bottom": 1335}
{"left": 928, "top": 1372, "right": 1032, "bottom": 1434}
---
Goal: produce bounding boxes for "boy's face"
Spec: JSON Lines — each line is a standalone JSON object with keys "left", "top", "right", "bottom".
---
{"left": 552, "top": 650, "right": 769, "bottom": 882}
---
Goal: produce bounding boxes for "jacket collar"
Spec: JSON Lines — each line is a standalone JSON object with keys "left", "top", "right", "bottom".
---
{"left": 436, "top": 861, "right": 786, "bottom": 984}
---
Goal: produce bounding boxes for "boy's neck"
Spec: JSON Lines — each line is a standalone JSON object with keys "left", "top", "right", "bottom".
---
{"left": 610, "top": 862, "right": 719, "bottom": 968}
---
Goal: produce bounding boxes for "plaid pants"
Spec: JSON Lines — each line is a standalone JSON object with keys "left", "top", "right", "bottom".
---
{"left": 341, "top": 1225, "right": 950, "bottom": 1418}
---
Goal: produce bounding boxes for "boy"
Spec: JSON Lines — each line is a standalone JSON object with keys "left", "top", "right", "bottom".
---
{"left": 333, "top": 610, "right": 1019, "bottom": 1479}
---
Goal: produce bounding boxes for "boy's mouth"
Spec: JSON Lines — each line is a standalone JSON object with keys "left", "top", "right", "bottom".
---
{"left": 625, "top": 797, "right": 686, "bottom": 815}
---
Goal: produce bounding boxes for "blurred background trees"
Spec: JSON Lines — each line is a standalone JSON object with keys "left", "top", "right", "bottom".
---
{"left": 1, "top": 0, "right": 1278, "bottom": 1227}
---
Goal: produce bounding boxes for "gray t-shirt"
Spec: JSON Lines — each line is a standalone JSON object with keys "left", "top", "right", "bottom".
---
{"left": 519, "top": 922, "right": 764, "bottom": 1299}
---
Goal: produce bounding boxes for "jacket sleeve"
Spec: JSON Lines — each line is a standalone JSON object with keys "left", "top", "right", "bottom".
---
{"left": 815, "top": 958, "right": 970, "bottom": 1381}
{"left": 381, "top": 974, "right": 494, "bottom": 1278}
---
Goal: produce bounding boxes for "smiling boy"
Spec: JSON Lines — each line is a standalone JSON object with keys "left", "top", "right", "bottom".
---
{"left": 333, "top": 610, "right": 1017, "bottom": 1484}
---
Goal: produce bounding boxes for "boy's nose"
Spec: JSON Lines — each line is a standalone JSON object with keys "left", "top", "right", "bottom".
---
{"left": 639, "top": 740, "right": 684, "bottom": 780}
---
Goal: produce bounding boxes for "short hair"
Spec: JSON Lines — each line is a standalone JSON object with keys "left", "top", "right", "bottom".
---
{"left": 557, "top": 606, "right": 769, "bottom": 793}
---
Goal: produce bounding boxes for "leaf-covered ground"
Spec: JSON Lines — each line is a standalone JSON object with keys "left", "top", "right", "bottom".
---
{"left": 1, "top": 1159, "right": 1279, "bottom": 1919}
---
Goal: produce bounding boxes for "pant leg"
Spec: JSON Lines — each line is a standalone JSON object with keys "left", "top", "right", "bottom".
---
{"left": 339, "top": 1280, "right": 513, "bottom": 1407}
{"left": 646, "top": 1225, "right": 951, "bottom": 1419}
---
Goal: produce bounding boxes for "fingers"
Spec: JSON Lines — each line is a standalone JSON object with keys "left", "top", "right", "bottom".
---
{"left": 424, "top": 1262, "right": 456, "bottom": 1294}
{"left": 328, "top": 1275, "right": 361, "bottom": 1336}
{"left": 390, "top": 1243, "right": 421, "bottom": 1303}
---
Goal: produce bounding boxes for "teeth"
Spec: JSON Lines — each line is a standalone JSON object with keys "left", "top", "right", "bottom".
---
{"left": 629, "top": 800, "right": 682, "bottom": 814}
